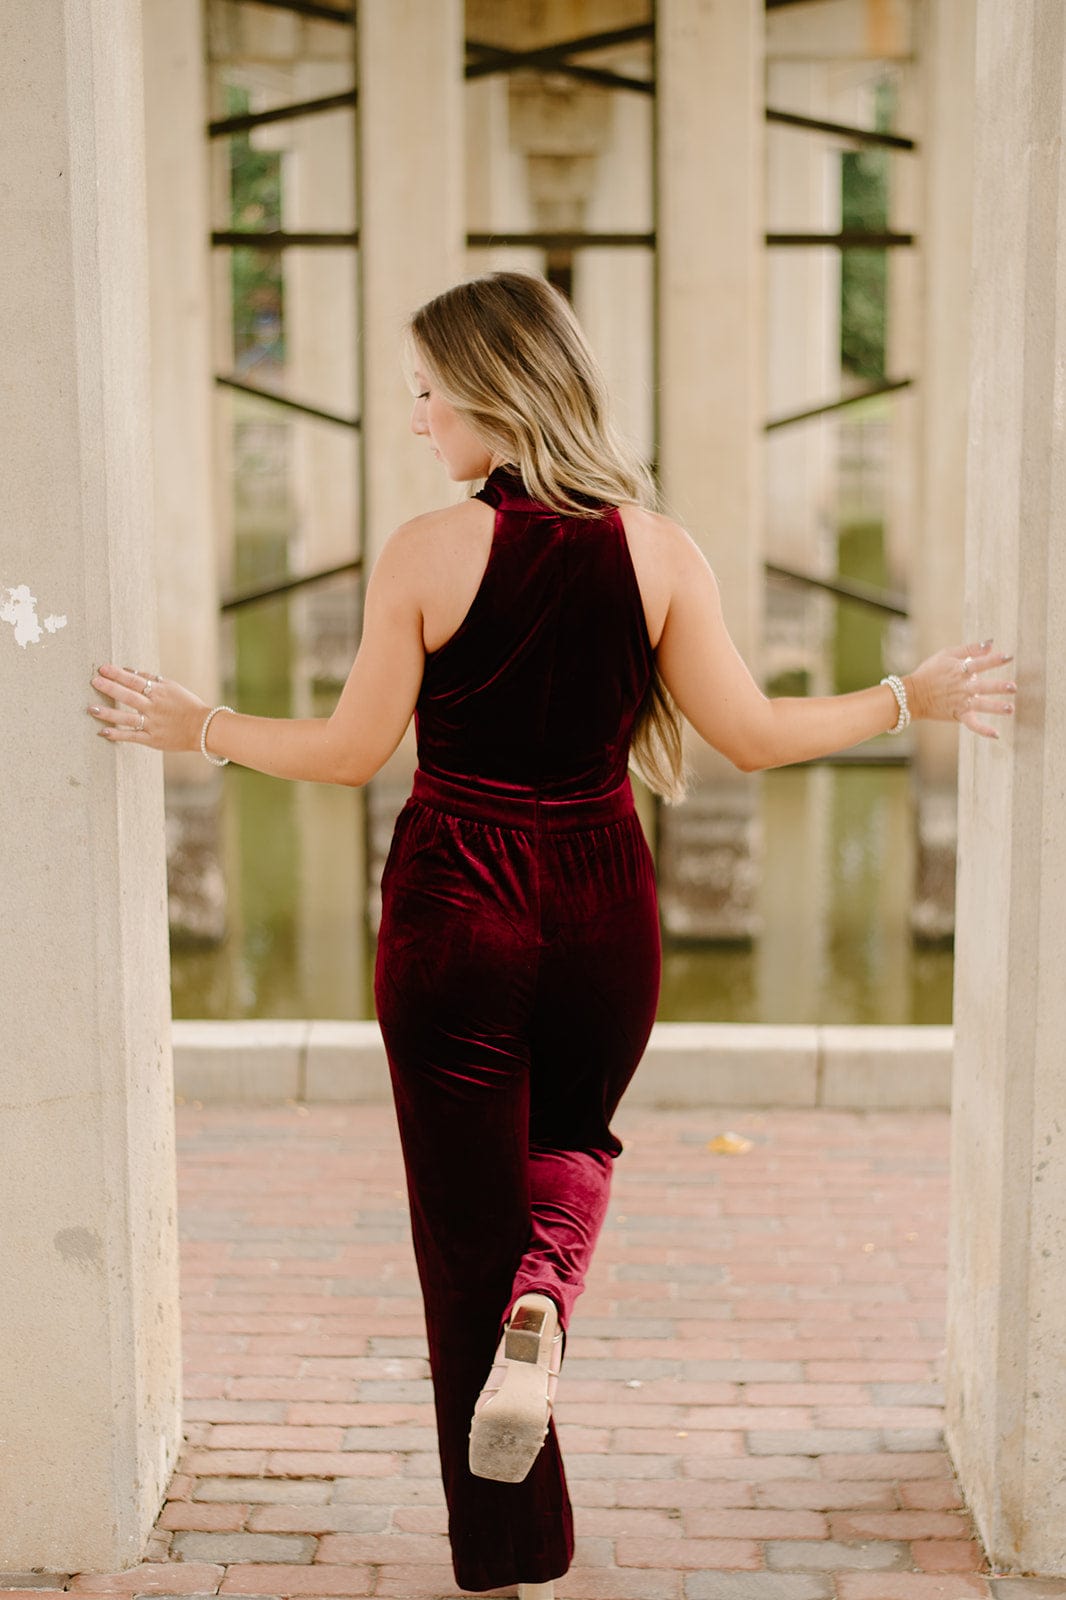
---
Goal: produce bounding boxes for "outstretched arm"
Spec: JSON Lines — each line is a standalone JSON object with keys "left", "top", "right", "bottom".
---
{"left": 654, "top": 523, "right": 1015, "bottom": 771}
{"left": 89, "top": 524, "right": 426, "bottom": 785}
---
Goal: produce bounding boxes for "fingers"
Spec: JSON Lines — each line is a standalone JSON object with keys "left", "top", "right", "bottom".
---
{"left": 92, "top": 706, "right": 148, "bottom": 740}
{"left": 970, "top": 652, "right": 1013, "bottom": 676}
{"left": 89, "top": 663, "right": 159, "bottom": 744}
{"left": 965, "top": 682, "right": 1016, "bottom": 716}
{"left": 91, "top": 665, "right": 150, "bottom": 710}
{"left": 962, "top": 713, "right": 1001, "bottom": 740}
{"left": 88, "top": 702, "right": 133, "bottom": 727}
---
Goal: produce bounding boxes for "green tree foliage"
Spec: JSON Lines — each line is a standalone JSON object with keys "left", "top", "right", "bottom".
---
{"left": 227, "top": 84, "right": 284, "bottom": 365}
{"left": 840, "top": 77, "right": 895, "bottom": 381}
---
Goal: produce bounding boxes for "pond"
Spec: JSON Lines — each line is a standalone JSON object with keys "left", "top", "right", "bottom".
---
{"left": 169, "top": 576, "right": 953, "bottom": 1026}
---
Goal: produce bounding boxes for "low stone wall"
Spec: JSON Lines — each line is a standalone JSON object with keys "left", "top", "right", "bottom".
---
{"left": 171, "top": 1020, "right": 953, "bottom": 1111}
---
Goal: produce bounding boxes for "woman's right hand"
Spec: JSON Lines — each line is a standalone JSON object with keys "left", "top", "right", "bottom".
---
{"left": 904, "top": 640, "right": 1016, "bottom": 739}
{"left": 89, "top": 664, "right": 208, "bottom": 753}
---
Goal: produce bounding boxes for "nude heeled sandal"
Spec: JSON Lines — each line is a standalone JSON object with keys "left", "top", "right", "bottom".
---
{"left": 468, "top": 1292, "right": 562, "bottom": 1483}
{"left": 517, "top": 1584, "right": 555, "bottom": 1599}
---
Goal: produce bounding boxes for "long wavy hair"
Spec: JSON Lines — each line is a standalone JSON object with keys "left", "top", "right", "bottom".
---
{"left": 408, "top": 271, "right": 687, "bottom": 804}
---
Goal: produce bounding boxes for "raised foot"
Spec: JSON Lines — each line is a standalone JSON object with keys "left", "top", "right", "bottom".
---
{"left": 469, "top": 1293, "right": 562, "bottom": 1483}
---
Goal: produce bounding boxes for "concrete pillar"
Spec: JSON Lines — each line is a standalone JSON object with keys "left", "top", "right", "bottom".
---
{"left": 945, "top": 0, "right": 1066, "bottom": 1572}
{"left": 357, "top": 0, "right": 464, "bottom": 562}
{"left": 142, "top": 0, "right": 226, "bottom": 944}
{"left": 757, "top": 767, "right": 832, "bottom": 1020}
{"left": 358, "top": 0, "right": 465, "bottom": 913}
{"left": 0, "top": 0, "right": 181, "bottom": 1568}
{"left": 656, "top": 0, "right": 764, "bottom": 938}
{"left": 465, "top": 73, "right": 541, "bottom": 281}
{"left": 286, "top": 58, "right": 359, "bottom": 576}
{"left": 575, "top": 48, "right": 656, "bottom": 465}
{"left": 885, "top": 60, "right": 918, "bottom": 600}
{"left": 910, "top": 0, "right": 977, "bottom": 940}
{"left": 764, "top": 61, "right": 840, "bottom": 699}
{"left": 206, "top": 66, "right": 237, "bottom": 601}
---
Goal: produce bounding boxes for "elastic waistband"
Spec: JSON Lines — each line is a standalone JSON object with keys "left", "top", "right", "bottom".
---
{"left": 410, "top": 768, "right": 635, "bottom": 832}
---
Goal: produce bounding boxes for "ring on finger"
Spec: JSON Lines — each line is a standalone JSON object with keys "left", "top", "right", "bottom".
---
{"left": 962, "top": 656, "right": 973, "bottom": 673}
{"left": 137, "top": 712, "right": 146, "bottom": 732}
{"left": 143, "top": 678, "right": 153, "bottom": 696}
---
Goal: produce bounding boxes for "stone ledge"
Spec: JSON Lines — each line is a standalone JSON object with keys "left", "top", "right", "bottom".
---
{"left": 171, "top": 1021, "right": 953, "bottom": 1110}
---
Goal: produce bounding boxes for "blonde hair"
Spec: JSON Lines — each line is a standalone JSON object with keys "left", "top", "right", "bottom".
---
{"left": 408, "top": 271, "right": 686, "bottom": 803}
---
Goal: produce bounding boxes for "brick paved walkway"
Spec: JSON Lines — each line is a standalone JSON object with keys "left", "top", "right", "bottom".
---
{"left": 6, "top": 1104, "right": 1065, "bottom": 1600}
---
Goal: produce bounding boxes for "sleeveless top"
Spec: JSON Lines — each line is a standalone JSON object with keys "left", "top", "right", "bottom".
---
{"left": 413, "top": 465, "right": 654, "bottom": 802}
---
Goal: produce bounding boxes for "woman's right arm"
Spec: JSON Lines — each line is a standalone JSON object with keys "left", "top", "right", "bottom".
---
{"left": 90, "top": 519, "right": 429, "bottom": 784}
{"left": 652, "top": 519, "right": 1015, "bottom": 771}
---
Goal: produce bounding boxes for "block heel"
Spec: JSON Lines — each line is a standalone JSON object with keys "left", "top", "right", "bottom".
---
{"left": 468, "top": 1292, "right": 562, "bottom": 1484}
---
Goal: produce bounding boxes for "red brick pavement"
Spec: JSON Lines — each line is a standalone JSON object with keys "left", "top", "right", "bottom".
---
{"left": 5, "top": 1104, "right": 1062, "bottom": 1600}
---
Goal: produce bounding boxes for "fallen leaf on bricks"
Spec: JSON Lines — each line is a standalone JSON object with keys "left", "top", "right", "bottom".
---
{"left": 707, "top": 1131, "right": 753, "bottom": 1154}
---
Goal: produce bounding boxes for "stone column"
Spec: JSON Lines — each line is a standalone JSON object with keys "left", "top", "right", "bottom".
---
{"left": 883, "top": 58, "right": 919, "bottom": 603}
{"left": 945, "top": 0, "right": 1066, "bottom": 1573}
{"left": 656, "top": 0, "right": 764, "bottom": 938}
{"left": 282, "top": 53, "right": 365, "bottom": 1007}
{"left": 357, "top": 0, "right": 465, "bottom": 913}
{"left": 286, "top": 56, "right": 359, "bottom": 577}
{"left": 357, "top": 0, "right": 464, "bottom": 562}
{"left": 575, "top": 51, "right": 656, "bottom": 466}
{"left": 764, "top": 60, "right": 839, "bottom": 700}
{"left": 142, "top": 0, "right": 226, "bottom": 943}
{"left": 909, "top": 0, "right": 977, "bottom": 939}
{"left": 465, "top": 72, "right": 541, "bottom": 280}
{"left": 0, "top": 0, "right": 181, "bottom": 1569}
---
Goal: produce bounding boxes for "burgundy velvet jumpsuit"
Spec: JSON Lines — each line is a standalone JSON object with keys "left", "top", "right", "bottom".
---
{"left": 374, "top": 464, "right": 662, "bottom": 1592}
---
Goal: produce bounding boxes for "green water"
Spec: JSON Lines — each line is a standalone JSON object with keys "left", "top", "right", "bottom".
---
{"left": 169, "top": 575, "right": 953, "bottom": 1026}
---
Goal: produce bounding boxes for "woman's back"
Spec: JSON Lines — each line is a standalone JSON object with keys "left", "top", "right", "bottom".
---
{"left": 414, "top": 466, "right": 654, "bottom": 800}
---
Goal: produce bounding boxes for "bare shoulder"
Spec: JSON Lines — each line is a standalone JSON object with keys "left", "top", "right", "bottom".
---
{"left": 616, "top": 503, "right": 700, "bottom": 565}
{"left": 372, "top": 497, "right": 493, "bottom": 600}
{"left": 378, "top": 496, "right": 493, "bottom": 572}
{"left": 375, "top": 495, "right": 496, "bottom": 653}
{"left": 616, "top": 503, "right": 706, "bottom": 648}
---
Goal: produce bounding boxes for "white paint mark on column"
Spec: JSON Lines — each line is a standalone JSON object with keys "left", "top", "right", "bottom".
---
{"left": 0, "top": 585, "right": 68, "bottom": 648}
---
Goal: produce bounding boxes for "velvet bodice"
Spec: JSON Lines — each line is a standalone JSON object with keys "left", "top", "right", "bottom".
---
{"left": 414, "top": 465, "right": 654, "bottom": 800}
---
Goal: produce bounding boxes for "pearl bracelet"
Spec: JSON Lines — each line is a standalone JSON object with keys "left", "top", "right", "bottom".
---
{"left": 880, "top": 674, "right": 910, "bottom": 735}
{"left": 200, "top": 704, "right": 235, "bottom": 767}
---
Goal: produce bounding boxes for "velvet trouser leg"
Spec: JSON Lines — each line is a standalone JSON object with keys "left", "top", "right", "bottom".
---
{"left": 374, "top": 780, "right": 661, "bottom": 1593}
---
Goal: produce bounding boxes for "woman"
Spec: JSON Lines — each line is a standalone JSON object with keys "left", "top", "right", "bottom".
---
{"left": 89, "top": 271, "right": 1015, "bottom": 1597}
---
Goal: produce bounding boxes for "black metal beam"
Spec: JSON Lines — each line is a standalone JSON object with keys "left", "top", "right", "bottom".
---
{"left": 215, "top": 374, "right": 360, "bottom": 430}
{"left": 466, "top": 230, "right": 913, "bottom": 253}
{"left": 767, "top": 107, "right": 916, "bottom": 152}
{"left": 222, "top": 559, "right": 363, "bottom": 614}
{"left": 767, "top": 229, "right": 914, "bottom": 248}
{"left": 212, "top": 229, "right": 358, "bottom": 249}
{"left": 465, "top": 22, "right": 653, "bottom": 81}
{"left": 766, "top": 377, "right": 913, "bottom": 432}
{"left": 213, "top": 228, "right": 909, "bottom": 256}
{"left": 467, "top": 230, "right": 654, "bottom": 250}
{"left": 766, "top": 561, "right": 909, "bottom": 619}
{"left": 464, "top": 45, "right": 646, "bottom": 95}
{"left": 224, "top": 0, "right": 354, "bottom": 23}
{"left": 209, "top": 89, "right": 356, "bottom": 140}
{"left": 796, "top": 749, "right": 910, "bottom": 767}
{"left": 466, "top": 39, "right": 651, "bottom": 95}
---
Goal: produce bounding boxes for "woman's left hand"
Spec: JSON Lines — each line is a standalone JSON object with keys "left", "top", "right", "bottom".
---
{"left": 88, "top": 663, "right": 208, "bottom": 753}
{"left": 904, "top": 639, "right": 1017, "bottom": 738}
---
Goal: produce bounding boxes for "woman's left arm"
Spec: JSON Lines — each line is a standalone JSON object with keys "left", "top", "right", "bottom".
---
{"left": 89, "top": 525, "right": 426, "bottom": 786}
{"left": 654, "top": 523, "right": 1017, "bottom": 769}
